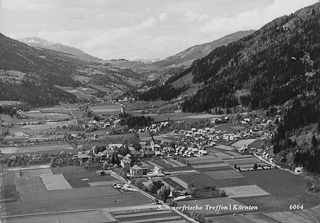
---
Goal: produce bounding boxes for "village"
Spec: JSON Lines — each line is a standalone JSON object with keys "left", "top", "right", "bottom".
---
{"left": 0, "top": 102, "right": 315, "bottom": 223}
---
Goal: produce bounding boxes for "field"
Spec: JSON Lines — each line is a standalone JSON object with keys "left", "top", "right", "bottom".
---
{"left": 203, "top": 170, "right": 244, "bottom": 179}
{"left": 177, "top": 173, "right": 219, "bottom": 188}
{"left": 21, "top": 111, "right": 70, "bottom": 120}
{"left": 20, "top": 120, "right": 75, "bottom": 130}
{"left": 231, "top": 139, "right": 258, "bottom": 148}
{"left": 186, "top": 156, "right": 222, "bottom": 165}
{"left": 111, "top": 207, "right": 187, "bottom": 223}
{"left": 1, "top": 143, "right": 74, "bottom": 154}
{"left": 1, "top": 166, "right": 152, "bottom": 217}
{"left": 219, "top": 185, "right": 270, "bottom": 198}
{"left": 234, "top": 169, "right": 320, "bottom": 212}
{"left": 90, "top": 103, "right": 122, "bottom": 114}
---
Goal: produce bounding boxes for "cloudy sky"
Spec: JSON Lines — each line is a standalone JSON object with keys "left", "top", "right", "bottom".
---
{"left": 0, "top": 0, "right": 318, "bottom": 60}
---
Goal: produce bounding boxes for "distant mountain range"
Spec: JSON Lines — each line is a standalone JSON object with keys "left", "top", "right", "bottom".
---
{"left": 153, "top": 30, "right": 255, "bottom": 68}
{"left": 19, "top": 37, "right": 101, "bottom": 62}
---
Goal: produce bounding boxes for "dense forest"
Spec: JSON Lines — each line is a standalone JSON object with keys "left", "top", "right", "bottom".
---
{"left": 119, "top": 112, "right": 153, "bottom": 129}
{"left": 139, "top": 84, "right": 189, "bottom": 101}
{"left": 182, "top": 8, "right": 320, "bottom": 112}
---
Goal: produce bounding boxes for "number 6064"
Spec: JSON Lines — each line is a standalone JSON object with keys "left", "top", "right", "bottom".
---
{"left": 289, "top": 204, "right": 304, "bottom": 210}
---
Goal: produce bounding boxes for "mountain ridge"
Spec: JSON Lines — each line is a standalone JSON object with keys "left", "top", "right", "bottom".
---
{"left": 19, "top": 37, "right": 101, "bottom": 62}
{"left": 153, "top": 30, "right": 255, "bottom": 68}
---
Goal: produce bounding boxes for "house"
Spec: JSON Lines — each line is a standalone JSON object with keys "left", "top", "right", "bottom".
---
{"left": 130, "top": 165, "right": 147, "bottom": 176}
{"left": 108, "top": 144, "right": 123, "bottom": 150}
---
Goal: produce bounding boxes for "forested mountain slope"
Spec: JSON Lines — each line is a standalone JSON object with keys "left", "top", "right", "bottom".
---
{"left": 152, "top": 3, "right": 320, "bottom": 113}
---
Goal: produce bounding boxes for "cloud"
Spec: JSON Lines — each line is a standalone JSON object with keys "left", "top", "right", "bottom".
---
{"left": 184, "top": 10, "right": 211, "bottom": 22}
{"left": 159, "top": 12, "right": 168, "bottom": 22}
{"left": 141, "top": 17, "right": 157, "bottom": 28}
{"left": 200, "top": 0, "right": 318, "bottom": 35}
{"left": 1, "top": 0, "right": 51, "bottom": 10}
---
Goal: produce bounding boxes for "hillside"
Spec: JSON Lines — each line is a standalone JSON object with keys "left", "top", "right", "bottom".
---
{"left": 19, "top": 37, "right": 101, "bottom": 62}
{"left": 0, "top": 34, "right": 147, "bottom": 106}
{"left": 143, "top": 3, "right": 320, "bottom": 112}
{"left": 153, "top": 30, "right": 254, "bottom": 68}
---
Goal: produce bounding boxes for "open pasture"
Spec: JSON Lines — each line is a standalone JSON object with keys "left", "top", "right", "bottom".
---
{"left": 170, "top": 176, "right": 189, "bottom": 189}
{"left": 41, "top": 174, "right": 72, "bottom": 190}
{"left": 90, "top": 104, "right": 122, "bottom": 114}
{"left": 264, "top": 211, "right": 318, "bottom": 223}
{"left": 8, "top": 167, "right": 52, "bottom": 178}
{"left": 223, "top": 157, "right": 261, "bottom": 165}
{"left": 4, "top": 210, "right": 117, "bottom": 223}
{"left": 162, "top": 166, "right": 194, "bottom": 173}
{"left": 222, "top": 150, "right": 242, "bottom": 156}
{"left": 0, "top": 172, "right": 18, "bottom": 202}
{"left": 40, "top": 106, "right": 75, "bottom": 113}
{"left": 205, "top": 215, "right": 259, "bottom": 223}
{"left": 52, "top": 166, "right": 118, "bottom": 188}
{"left": 220, "top": 185, "right": 270, "bottom": 198}
{"left": 21, "top": 120, "right": 75, "bottom": 130}
{"left": 185, "top": 156, "right": 222, "bottom": 165}
{"left": 22, "top": 111, "right": 69, "bottom": 120}
{"left": 177, "top": 173, "right": 219, "bottom": 188}
{"left": 1, "top": 143, "right": 74, "bottom": 154}
{"left": 204, "top": 170, "right": 244, "bottom": 179}
{"left": 15, "top": 176, "right": 47, "bottom": 193}
{"left": 2, "top": 179, "right": 151, "bottom": 217}
{"left": 195, "top": 166, "right": 234, "bottom": 172}
{"left": 241, "top": 169, "right": 308, "bottom": 198}
{"left": 168, "top": 158, "right": 186, "bottom": 167}
{"left": 111, "top": 207, "right": 187, "bottom": 223}
{"left": 191, "top": 162, "right": 230, "bottom": 169}
{"left": 214, "top": 152, "right": 233, "bottom": 158}
{"left": 148, "top": 159, "right": 172, "bottom": 169}
{"left": 162, "top": 158, "right": 178, "bottom": 167}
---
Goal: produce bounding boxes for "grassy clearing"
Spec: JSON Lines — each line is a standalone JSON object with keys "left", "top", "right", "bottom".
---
{"left": 204, "top": 170, "right": 244, "bottom": 179}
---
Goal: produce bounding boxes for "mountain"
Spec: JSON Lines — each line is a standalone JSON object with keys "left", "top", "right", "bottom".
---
{"left": 153, "top": 30, "right": 255, "bottom": 68}
{"left": 140, "top": 2, "right": 320, "bottom": 113}
{"left": 19, "top": 37, "right": 101, "bottom": 62}
{"left": 0, "top": 34, "right": 147, "bottom": 106}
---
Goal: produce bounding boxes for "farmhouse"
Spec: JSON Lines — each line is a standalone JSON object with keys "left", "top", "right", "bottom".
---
{"left": 130, "top": 165, "right": 147, "bottom": 176}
